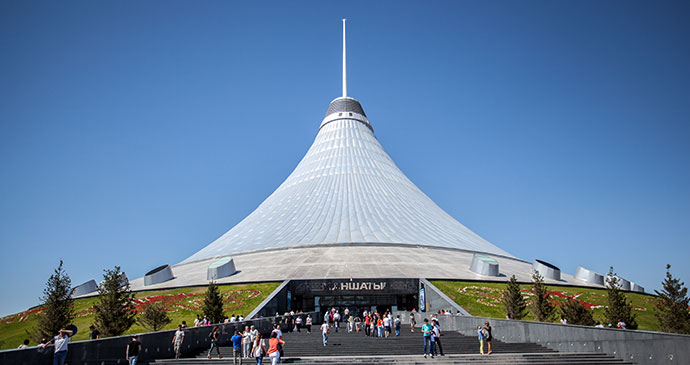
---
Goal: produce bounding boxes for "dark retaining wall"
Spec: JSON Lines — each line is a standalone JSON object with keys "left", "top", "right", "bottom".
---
{"left": 400, "top": 311, "right": 690, "bottom": 365}
{"left": 0, "top": 312, "right": 320, "bottom": 365}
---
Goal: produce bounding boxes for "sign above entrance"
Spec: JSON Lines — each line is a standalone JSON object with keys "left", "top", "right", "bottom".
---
{"left": 291, "top": 279, "right": 418, "bottom": 296}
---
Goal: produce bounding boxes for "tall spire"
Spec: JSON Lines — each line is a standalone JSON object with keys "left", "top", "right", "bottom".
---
{"left": 342, "top": 18, "right": 347, "bottom": 98}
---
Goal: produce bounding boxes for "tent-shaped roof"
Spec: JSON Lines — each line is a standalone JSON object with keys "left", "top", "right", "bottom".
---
{"left": 182, "top": 97, "right": 512, "bottom": 264}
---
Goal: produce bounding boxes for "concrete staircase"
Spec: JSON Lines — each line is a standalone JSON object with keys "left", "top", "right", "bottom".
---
{"left": 154, "top": 327, "right": 632, "bottom": 364}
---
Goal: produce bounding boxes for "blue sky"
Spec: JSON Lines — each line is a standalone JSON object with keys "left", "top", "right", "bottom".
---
{"left": 1, "top": 1, "right": 689, "bottom": 317}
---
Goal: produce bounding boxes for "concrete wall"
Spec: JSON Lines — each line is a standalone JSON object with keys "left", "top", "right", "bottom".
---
{"left": 420, "top": 278, "right": 471, "bottom": 316}
{"left": 402, "top": 312, "right": 689, "bottom": 365}
{"left": 0, "top": 312, "right": 321, "bottom": 365}
{"left": 247, "top": 280, "right": 290, "bottom": 319}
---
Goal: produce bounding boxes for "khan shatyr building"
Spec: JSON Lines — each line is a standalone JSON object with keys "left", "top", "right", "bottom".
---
{"left": 115, "top": 20, "right": 643, "bottom": 315}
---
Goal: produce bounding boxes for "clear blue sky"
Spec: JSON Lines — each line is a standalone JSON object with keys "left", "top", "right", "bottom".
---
{"left": 1, "top": 1, "right": 689, "bottom": 317}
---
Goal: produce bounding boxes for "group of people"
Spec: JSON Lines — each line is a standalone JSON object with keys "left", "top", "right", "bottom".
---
{"left": 320, "top": 307, "right": 403, "bottom": 339}
{"left": 192, "top": 313, "right": 246, "bottom": 327}
{"left": 273, "top": 311, "right": 310, "bottom": 333}
{"left": 420, "top": 315, "right": 447, "bottom": 358}
{"left": 32, "top": 327, "right": 142, "bottom": 365}
{"left": 476, "top": 321, "right": 493, "bottom": 355}
{"left": 200, "top": 322, "right": 288, "bottom": 365}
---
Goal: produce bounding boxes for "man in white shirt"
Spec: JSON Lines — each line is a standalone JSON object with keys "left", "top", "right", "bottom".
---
{"left": 193, "top": 315, "right": 200, "bottom": 327}
{"left": 321, "top": 322, "right": 329, "bottom": 346}
{"left": 383, "top": 316, "right": 391, "bottom": 338}
{"left": 171, "top": 325, "right": 185, "bottom": 359}
{"left": 43, "top": 329, "right": 72, "bottom": 365}
{"left": 333, "top": 311, "right": 341, "bottom": 332}
{"left": 272, "top": 324, "right": 283, "bottom": 339}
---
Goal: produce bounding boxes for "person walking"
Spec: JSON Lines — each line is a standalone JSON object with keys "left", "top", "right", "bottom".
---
{"left": 271, "top": 324, "right": 283, "bottom": 340}
{"left": 383, "top": 315, "right": 391, "bottom": 338}
{"left": 207, "top": 326, "right": 222, "bottom": 359}
{"left": 321, "top": 320, "right": 330, "bottom": 346}
{"left": 377, "top": 317, "right": 384, "bottom": 338}
{"left": 249, "top": 325, "right": 259, "bottom": 347}
{"left": 231, "top": 330, "right": 243, "bottom": 365}
{"left": 333, "top": 310, "right": 340, "bottom": 332}
{"left": 432, "top": 320, "right": 444, "bottom": 356}
{"left": 171, "top": 325, "right": 185, "bottom": 360}
{"left": 126, "top": 336, "right": 141, "bottom": 365}
{"left": 477, "top": 325, "right": 485, "bottom": 355}
{"left": 295, "top": 314, "right": 303, "bottom": 333}
{"left": 267, "top": 332, "right": 284, "bottom": 365}
{"left": 42, "top": 328, "right": 73, "bottom": 365}
{"left": 421, "top": 319, "right": 433, "bottom": 358}
{"left": 394, "top": 315, "right": 401, "bottom": 336}
{"left": 243, "top": 326, "right": 252, "bottom": 358}
{"left": 483, "top": 321, "right": 492, "bottom": 355}
{"left": 364, "top": 314, "right": 371, "bottom": 336}
{"left": 251, "top": 332, "right": 266, "bottom": 365}
{"left": 371, "top": 314, "right": 376, "bottom": 337}
{"left": 305, "top": 314, "right": 312, "bottom": 334}
{"left": 410, "top": 313, "right": 416, "bottom": 332}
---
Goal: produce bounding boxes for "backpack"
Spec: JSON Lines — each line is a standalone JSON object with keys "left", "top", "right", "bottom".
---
{"left": 481, "top": 328, "right": 489, "bottom": 338}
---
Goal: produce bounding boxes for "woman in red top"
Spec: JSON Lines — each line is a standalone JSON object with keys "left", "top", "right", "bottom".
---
{"left": 365, "top": 315, "right": 371, "bottom": 336}
{"left": 267, "top": 332, "right": 284, "bottom": 365}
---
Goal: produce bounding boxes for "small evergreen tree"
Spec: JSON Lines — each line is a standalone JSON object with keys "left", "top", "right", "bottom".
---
{"left": 137, "top": 301, "right": 172, "bottom": 332}
{"left": 93, "top": 266, "right": 136, "bottom": 337}
{"left": 32, "top": 260, "right": 74, "bottom": 341}
{"left": 560, "top": 297, "right": 595, "bottom": 326}
{"left": 603, "top": 267, "right": 638, "bottom": 329}
{"left": 202, "top": 281, "right": 224, "bottom": 324}
{"left": 502, "top": 275, "right": 527, "bottom": 320}
{"left": 530, "top": 271, "right": 556, "bottom": 322}
{"left": 655, "top": 264, "right": 690, "bottom": 334}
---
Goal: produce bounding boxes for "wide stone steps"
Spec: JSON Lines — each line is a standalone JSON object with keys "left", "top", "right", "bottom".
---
{"left": 154, "top": 326, "right": 630, "bottom": 364}
{"left": 194, "top": 328, "right": 551, "bottom": 358}
{"left": 156, "top": 352, "right": 632, "bottom": 364}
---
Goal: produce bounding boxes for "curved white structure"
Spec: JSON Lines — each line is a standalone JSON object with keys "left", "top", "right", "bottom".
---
{"left": 207, "top": 257, "right": 237, "bottom": 280}
{"left": 532, "top": 259, "right": 561, "bottom": 281}
{"left": 470, "top": 253, "right": 500, "bottom": 277}
{"left": 183, "top": 97, "right": 512, "bottom": 264}
{"left": 144, "top": 264, "right": 174, "bottom": 286}
{"left": 574, "top": 266, "right": 605, "bottom": 286}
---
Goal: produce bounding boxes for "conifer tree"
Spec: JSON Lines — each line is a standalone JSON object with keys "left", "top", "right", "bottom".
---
{"left": 502, "top": 275, "right": 527, "bottom": 320}
{"left": 137, "top": 301, "right": 172, "bottom": 332}
{"left": 32, "top": 260, "right": 74, "bottom": 341}
{"left": 530, "top": 271, "right": 556, "bottom": 322}
{"left": 654, "top": 264, "right": 690, "bottom": 334}
{"left": 93, "top": 266, "right": 136, "bottom": 337}
{"left": 560, "top": 297, "right": 595, "bottom": 325}
{"left": 202, "top": 281, "right": 224, "bottom": 324}
{"left": 603, "top": 267, "right": 637, "bottom": 329}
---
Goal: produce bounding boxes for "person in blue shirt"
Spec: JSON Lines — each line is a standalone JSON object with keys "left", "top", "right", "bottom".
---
{"left": 477, "top": 325, "right": 485, "bottom": 355}
{"left": 231, "top": 330, "right": 243, "bottom": 365}
{"left": 421, "top": 318, "right": 434, "bottom": 358}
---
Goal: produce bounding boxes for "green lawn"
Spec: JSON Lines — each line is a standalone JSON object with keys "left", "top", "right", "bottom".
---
{"left": 0, "top": 282, "right": 280, "bottom": 350}
{"left": 430, "top": 280, "right": 659, "bottom": 331}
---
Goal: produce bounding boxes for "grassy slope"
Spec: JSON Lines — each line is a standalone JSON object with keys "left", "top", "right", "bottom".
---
{"left": 430, "top": 280, "right": 659, "bottom": 331}
{"left": 0, "top": 282, "right": 280, "bottom": 350}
